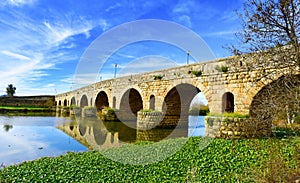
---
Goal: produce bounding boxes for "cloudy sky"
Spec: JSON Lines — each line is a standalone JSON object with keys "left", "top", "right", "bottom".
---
{"left": 0, "top": 0, "right": 243, "bottom": 96}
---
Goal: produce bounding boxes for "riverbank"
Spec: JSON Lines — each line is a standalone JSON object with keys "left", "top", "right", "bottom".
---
{"left": 1, "top": 135, "right": 299, "bottom": 182}
{"left": 0, "top": 106, "right": 56, "bottom": 116}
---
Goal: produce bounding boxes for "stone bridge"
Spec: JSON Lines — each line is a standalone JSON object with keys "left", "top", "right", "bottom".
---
{"left": 55, "top": 52, "right": 299, "bottom": 138}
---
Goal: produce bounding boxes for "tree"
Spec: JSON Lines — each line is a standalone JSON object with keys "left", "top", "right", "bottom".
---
{"left": 228, "top": 0, "right": 300, "bottom": 126}
{"left": 230, "top": 0, "right": 299, "bottom": 60}
{"left": 6, "top": 84, "right": 16, "bottom": 97}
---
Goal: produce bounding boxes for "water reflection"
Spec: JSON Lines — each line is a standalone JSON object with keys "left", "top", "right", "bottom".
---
{"left": 3, "top": 124, "right": 13, "bottom": 132}
{"left": 57, "top": 117, "right": 125, "bottom": 150}
{"left": 57, "top": 116, "right": 205, "bottom": 151}
{"left": 0, "top": 116, "right": 87, "bottom": 167}
{"left": 0, "top": 115, "right": 205, "bottom": 167}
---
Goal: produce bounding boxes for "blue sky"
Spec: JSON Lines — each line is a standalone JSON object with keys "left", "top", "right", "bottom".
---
{"left": 0, "top": 0, "right": 243, "bottom": 96}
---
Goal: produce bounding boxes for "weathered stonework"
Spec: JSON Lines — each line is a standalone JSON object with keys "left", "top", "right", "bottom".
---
{"left": 205, "top": 116, "right": 272, "bottom": 139}
{"left": 55, "top": 51, "right": 299, "bottom": 138}
{"left": 99, "top": 108, "right": 119, "bottom": 121}
{"left": 71, "top": 107, "right": 82, "bottom": 117}
{"left": 82, "top": 107, "right": 97, "bottom": 117}
{"left": 137, "top": 111, "right": 163, "bottom": 130}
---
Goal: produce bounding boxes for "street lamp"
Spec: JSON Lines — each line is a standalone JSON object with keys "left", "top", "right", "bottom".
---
{"left": 186, "top": 50, "right": 190, "bottom": 64}
{"left": 114, "top": 64, "right": 118, "bottom": 78}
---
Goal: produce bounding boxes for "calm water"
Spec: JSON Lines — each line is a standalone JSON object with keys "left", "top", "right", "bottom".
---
{"left": 0, "top": 115, "right": 205, "bottom": 167}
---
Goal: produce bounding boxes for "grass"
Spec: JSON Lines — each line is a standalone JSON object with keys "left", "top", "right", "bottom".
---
{"left": 0, "top": 106, "right": 50, "bottom": 110}
{"left": 0, "top": 136, "right": 299, "bottom": 182}
{"left": 207, "top": 112, "right": 250, "bottom": 118}
{"left": 0, "top": 106, "right": 55, "bottom": 116}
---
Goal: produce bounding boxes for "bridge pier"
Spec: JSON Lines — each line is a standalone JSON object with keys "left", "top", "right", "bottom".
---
{"left": 205, "top": 116, "right": 272, "bottom": 138}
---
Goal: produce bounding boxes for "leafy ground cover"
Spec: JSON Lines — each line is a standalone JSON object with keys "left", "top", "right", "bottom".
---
{"left": 0, "top": 136, "right": 299, "bottom": 182}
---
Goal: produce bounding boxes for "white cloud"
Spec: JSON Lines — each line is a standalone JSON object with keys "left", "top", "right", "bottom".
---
{"left": 43, "top": 20, "right": 93, "bottom": 44}
{"left": 118, "top": 56, "right": 178, "bottom": 76}
{"left": 0, "top": 5, "right": 105, "bottom": 95}
{"left": 177, "top": 15, "right": 192, "bottom": 28}
{"left": 105, "top": 3, "right": 121, "bottom": 12}
{"left": 6, "top": 0, "right": 36, "bottom": 6}
{"left": 1, "top": 50, "right": 30, "bottom": 61}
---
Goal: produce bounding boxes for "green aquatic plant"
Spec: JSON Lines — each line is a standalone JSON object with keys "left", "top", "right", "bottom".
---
{"left": 0, "top": 137, "right": 299, "bottom": 182}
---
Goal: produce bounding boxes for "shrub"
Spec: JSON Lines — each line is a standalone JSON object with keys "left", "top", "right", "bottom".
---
{"left": 45, "top": 100, "right": 55, "bottom": 108}
{"left": 191, "top": 70, "right": 202, "bottom": 77}
{"left": 215, "top": 65, "right": 229, "bottom": 73}
{"left": 154, "top": 75, "right": 163, "bottom": 80}
{"left": 207, "top": 112, "right": 249, "bottom": 118}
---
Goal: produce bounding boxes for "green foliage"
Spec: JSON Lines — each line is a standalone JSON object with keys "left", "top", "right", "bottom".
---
{"left": 0, "top": 137, "right": 299, "bottom": 182}
{"left": 207, "top": 112, "right": 249, "bottom": 118}
{"left": 6, "top": 84, "right": 16, "bottom": 97}
{"left": 272, "top": 127, "right": 300, "bottom": 139}
{"left": 69, "top": 105, "right": 77, "bottom": 110}
{"left": 139, "top": 109, "right": 160, "bottom": 113}
{"left": 295, "top": 115, "right": 300, "bottom": 124}
{"left": 45, "top": 100, "right": 54, "bottom": 108}
{"left": 191, "top": 70, "right": 202, "bottom": 77}
{"left": 189, "top": 106, "right": 209, "bottom": 116}
{"left": 215, "top": 65, "right": 229, "bottom": 73}
{"left": 154, "top": 75, "right": 163, "bottom": 80}
{"left": 139, "top": 109, "right": 153, "bottom": 112}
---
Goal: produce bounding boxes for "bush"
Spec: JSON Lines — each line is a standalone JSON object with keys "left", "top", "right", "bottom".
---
{"left": 215, "top": 65, "right": 229, "bottom": 73}
{"left": 45, "top": 100, "right": 55, "bottom": 108}
{"left": 154, "top": 75, "right": 163, "bottom": 80}
{"left": 191, "top": 70, "right": 202, "bottom": 77}
{"left": 207, "top": 112, "right": 249, "bottom": 118}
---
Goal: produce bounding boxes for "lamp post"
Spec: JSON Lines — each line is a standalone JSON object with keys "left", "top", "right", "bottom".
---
{"left": 186, "top": 50, "right": 190, "bottom": 64}
{"left": 114, "top": 64, "right": 118, "bottom": 78}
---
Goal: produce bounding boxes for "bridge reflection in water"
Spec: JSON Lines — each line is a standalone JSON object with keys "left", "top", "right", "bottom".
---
{"left": 57, "top": 116, "right": 204, "bottom": 151}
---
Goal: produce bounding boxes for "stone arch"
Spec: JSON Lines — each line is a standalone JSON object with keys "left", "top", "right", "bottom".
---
{"left": 70, "top": 97, "right": 76, "bottom": 106}
{"left": 79, "top": 124, "right": 87, "bottom": 136}
{"left": 58, "top": 100, "right": 62, "bottom": 106}
{"left": 80, "top": 95, "right": 88, "bottom": 108}
{"left": 162, "top": 79, "right": 210, "bottom": 110}
{"left": 112, "top": 97, "right": 116, "bottom": 109}
{"left": 64, "top": 99, "right": 68, "bottom": 106}
{"left": 149, "top": 95, "right": 155, "bottom": 110}
{"left": 162, "top": 83, "right": 201, "bottom": 128}
{"left": 250, "top": 74, "right": 300, "bottom": 123}
{"left": 95, "top": 91, "right": 109, "bottom": 111}
{"left": 222, "top": 92, "right": 234, "bottom": 113}
{"left": 119, "top": 88, "right": 143, "bottom": 121}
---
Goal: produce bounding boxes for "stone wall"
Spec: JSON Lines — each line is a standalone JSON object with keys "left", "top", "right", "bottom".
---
{"left": 137, "top": 111, "right": 163, "bottom": 130}
{"left": 0, "top": 95, "right": 54, "bottom": 107}
{"left": 205, "top": 116, "right": 272, "bottom": 139}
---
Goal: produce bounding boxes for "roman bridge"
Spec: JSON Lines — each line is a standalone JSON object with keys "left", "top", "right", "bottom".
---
{"left": 55, "top": 52, "right": 299, "bottom": 138}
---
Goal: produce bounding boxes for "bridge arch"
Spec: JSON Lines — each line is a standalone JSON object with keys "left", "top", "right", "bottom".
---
{"left": 222, "top": 92, "right": 234, "bottom": 113}
{"left": 250, "top": 74, "right": 300, "bottom": 124}
{"left": 119, "top": 88, "right": 143, "bottom": 121}
{"left": 149, "top": 95, "right": 155, "bottom": 110}
{"left": 63, "top": 99, "right": 67, "bottom": 106}
{"left": 95, "top": 91, "right": 109, "bottom": 111}
{"left": 80, "top": 94, "right": 88, "bottom": 108}
{"left": 70, "top": 97, "right": 76, "bottom": 106}
{"left": 162, "top": 79, "right": 210, "bottom": 110}
{"left": 112, "top": 97, "right": 116, "bottom": 109}
{"left": 162, "top": 83, "right": 201, "bottom": 127}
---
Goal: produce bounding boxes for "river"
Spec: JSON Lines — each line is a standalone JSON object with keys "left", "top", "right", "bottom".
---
{"left": 0, "top": 115, "right": 205, "bottom": 167}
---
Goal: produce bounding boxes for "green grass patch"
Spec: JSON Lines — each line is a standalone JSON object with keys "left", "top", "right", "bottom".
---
{"left": 0, "top": 137, "right": 299, "bottom": 182}
{"left": 208, "top": 112, "right": 249, "bottom": 118}
{"left": 0, "top": 106, "right": 49, "bottom": 110}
